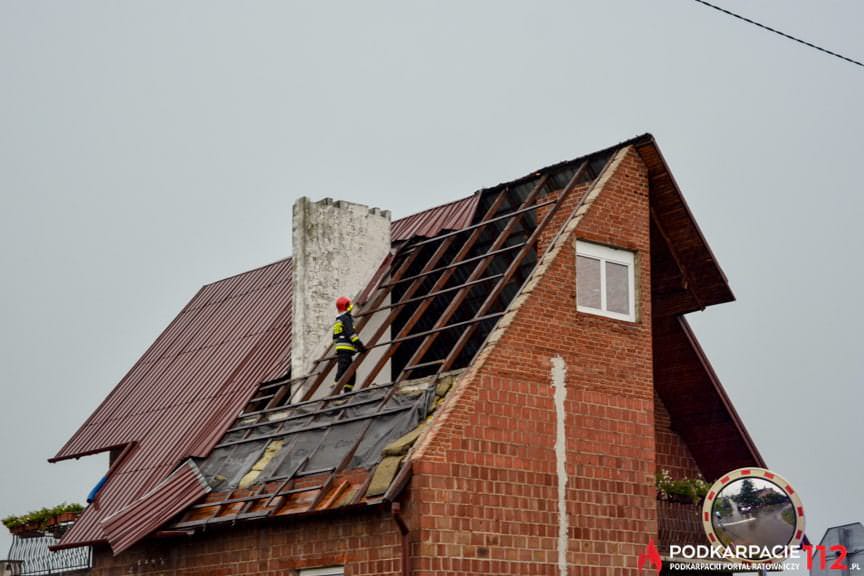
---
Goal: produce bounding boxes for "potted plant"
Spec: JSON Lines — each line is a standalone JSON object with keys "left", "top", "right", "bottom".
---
{"left": 656, "top": 469, "right": 709, "bottom": 505}
{"left": 3, "top": 503, "right": 84, "bottom": 538}
{"left": 50, "top": 503, "right": 83, "bottom": 525}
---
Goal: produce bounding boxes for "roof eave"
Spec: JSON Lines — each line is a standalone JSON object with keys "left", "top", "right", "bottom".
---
{"left": 635, "top": 136, "right": 735, "bottom": 312}
{"left": 677, "top": 316, "right": 766, "bottom": 468}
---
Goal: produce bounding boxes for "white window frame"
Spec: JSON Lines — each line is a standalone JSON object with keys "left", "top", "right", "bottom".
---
{"left": 299, "top": 567, "right": 344, "bottom": 576}
{"left": 575, "top": 240, "right": 637, "bottom": 322}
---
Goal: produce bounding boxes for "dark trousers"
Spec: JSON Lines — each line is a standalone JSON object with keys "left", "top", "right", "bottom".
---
{"left": 335, "top": 350, "right": 356, "bottom": 391}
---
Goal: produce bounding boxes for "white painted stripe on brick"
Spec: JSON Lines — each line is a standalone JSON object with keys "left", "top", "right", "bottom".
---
{"left": 550, "top": 355, "right": 569, "bottom": 576}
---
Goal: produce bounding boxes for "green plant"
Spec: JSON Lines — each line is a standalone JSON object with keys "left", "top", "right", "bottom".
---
{"left": 656, "top": 469, "right": 710, "bottom": 504}
{"left": 2, "top": 503, "right": 84, "bottom": 532}
{"left": 2, "top": 515, "right": 24, "bottom": 530}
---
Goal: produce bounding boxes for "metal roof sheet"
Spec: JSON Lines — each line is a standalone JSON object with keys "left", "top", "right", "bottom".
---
{"left": 51, "top": 258, "right": 294, "bottom": 548}
{"left": 101, "top": 460, "right": 210, "bottom": 555}
{"left": 390, "top": 193, "right": 479, "bottom": 241}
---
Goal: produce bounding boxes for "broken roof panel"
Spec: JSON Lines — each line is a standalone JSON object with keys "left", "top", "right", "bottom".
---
{"left": 101, "top": 460, "right": 210, "bottom": 555}
{"left": 51, "top": 258, "right": 295, "bottom": 548}
{"left": 390, "top": 193, "right": 480, "bottom": 242}
{"left": 49, "top": 191, "right": 490, "bottom": 550}
{"left": 177, "top": 381, "right": 436, "bottom": 529}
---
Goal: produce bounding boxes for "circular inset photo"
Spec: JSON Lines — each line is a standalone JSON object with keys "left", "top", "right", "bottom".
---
{"left": 702, "top": 468, "right": 805, "bottom": 562}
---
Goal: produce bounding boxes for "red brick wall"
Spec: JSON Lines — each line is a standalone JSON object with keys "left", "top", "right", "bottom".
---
{"left": 657, "top": 500, "right": 708, "bottom": 552}
{"left": 412, "top": 147, "right": 657, "bottom": 575}
{"left": 654, "top": 394, "right": 709, "bottom": 556}
{"left": 654, "top": 393, "right": 702, "bottom": 480}
{"left": 89, "top": 507, "right": 403, "bottom": 576}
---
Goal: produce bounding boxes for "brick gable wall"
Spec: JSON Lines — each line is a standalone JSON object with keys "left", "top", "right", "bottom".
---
{"left": 411, "top": 147, "right": 657, "bottom": 575}
{"left": 654, "top": 392, "right": 701, "bottom": 480}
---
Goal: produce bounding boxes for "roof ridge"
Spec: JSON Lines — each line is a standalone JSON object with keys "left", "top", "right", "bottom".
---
{"left": 202, "top": 256, "right": 293, "bottom": 288}
{"left": 205, "top": 134, "right": 655, "bottom": 287}
{"left": 390, "top": 192, "right": 478, "bottom": 223}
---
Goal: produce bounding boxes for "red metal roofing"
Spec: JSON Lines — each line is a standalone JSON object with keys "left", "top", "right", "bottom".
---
{"left": 390, "top": 193, "right": 479, "bottom": 241}
{"left": 101, "top": 460, "right": 210, "bottom": 555}
{"left": 51, "top": 258, "right": 294, "bottom": 548}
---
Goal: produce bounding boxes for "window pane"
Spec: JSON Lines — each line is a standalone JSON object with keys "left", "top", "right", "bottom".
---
{"left": 606, "top": 261, "right": 630, "bottom": 315}
{"left": 577, "top": 256, "right": 601, "bottom": 309}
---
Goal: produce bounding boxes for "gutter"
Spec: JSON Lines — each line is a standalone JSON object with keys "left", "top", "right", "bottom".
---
{"left": 385, "top": 461, "right": 414, "bottom": 576}
{"left": 391, "top": 502, "right": 410, "bottom": 576}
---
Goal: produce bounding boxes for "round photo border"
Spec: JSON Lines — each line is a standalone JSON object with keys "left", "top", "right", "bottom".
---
{"left": 701, "top": 467, "right": 805, "bottom": 561}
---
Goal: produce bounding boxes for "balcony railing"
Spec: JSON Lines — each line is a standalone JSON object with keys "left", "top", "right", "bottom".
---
{"left": 6, "top": 534, "right": 91, "bottom": 575}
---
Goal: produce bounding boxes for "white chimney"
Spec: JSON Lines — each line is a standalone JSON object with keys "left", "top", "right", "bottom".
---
{"left": 290, "top": 197, "right": 391, "bottom": 382}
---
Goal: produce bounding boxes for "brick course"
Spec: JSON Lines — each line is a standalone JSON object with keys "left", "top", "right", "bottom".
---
{"left": 412, "top": 147, "right": 657, "bottom": 575}
{"left": 91, "top": 507, "right": 404, "bottom": 576}
{"left": 654, "top": 393, "right": 701, "bottom": 481}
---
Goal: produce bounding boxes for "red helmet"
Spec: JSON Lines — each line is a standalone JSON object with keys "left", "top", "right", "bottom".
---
{"left": 336, "top": 296, "right": 352, "bottom": 312}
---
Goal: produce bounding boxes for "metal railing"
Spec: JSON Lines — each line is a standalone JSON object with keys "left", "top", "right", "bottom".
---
{"left": 6, "top": 534, "right": 91, "bottom": 575}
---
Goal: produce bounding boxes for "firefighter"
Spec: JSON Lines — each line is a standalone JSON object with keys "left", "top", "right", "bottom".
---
{"left": 333, "top": 296, "right": 367, "bottom": 393}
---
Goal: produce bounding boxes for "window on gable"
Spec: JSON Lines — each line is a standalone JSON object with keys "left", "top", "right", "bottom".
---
{"left": 299, "top": 568, "right": 344, "bottom": 576}
{"left": 576, "top": 240, "right": 636, "bottom": 322}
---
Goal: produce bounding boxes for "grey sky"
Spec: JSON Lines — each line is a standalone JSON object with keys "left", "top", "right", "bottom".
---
{"left": 1, "top": 1, "right": 861, "bottom": 571}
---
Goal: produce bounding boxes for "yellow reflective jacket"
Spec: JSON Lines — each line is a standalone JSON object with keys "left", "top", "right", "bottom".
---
{"left": 333, "top": 311, "right": 362, "bottom": 353}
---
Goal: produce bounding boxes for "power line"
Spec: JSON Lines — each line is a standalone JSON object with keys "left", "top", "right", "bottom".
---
{"left": 689, "top": 0, "right": 864, "bottom": 70}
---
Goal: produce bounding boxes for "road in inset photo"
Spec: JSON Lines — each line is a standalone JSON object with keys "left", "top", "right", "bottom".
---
{"left": 711, "top": 477, "right": 796, "bottom": 555}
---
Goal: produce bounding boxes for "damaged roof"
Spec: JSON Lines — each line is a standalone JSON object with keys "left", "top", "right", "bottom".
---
{"left": 51, "top": 134, "right": 752, "bottom": 555}
{"left": 49, "top": 189, "right": 490, "bottom": 551}
{"left": 51, "top": 258, "right": 296, "bottom": 549}
{"left": 390, "top": 193, "right": 480, "bottom": 242}
{"left": 100, "top": 139, "right": 610, "bottom": 554}
{"left": 175, "top": 375, "right": 454, "bottom": 534}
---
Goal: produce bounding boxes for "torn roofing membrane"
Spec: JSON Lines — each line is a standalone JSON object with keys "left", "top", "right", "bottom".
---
{"left": 177, "top": 381, "right": 438, "bottom": 529}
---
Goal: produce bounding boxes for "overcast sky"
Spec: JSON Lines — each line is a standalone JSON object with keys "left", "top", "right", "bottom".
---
{"left": 1, "top": 1, "right": 862, "bottom": 571}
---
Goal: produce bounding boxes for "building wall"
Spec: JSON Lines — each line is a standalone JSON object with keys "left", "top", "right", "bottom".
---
{"left": 411, "top": 147, "right": 657, "bottom": 575}
{"left": 654, "top": 394, "right": 708, "bottom": 555}
{"left": 654, "top": 392, "right": 702, "bottom": 480}
{"left": 90, "top": 507, "right": 404, "bottom": 576}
